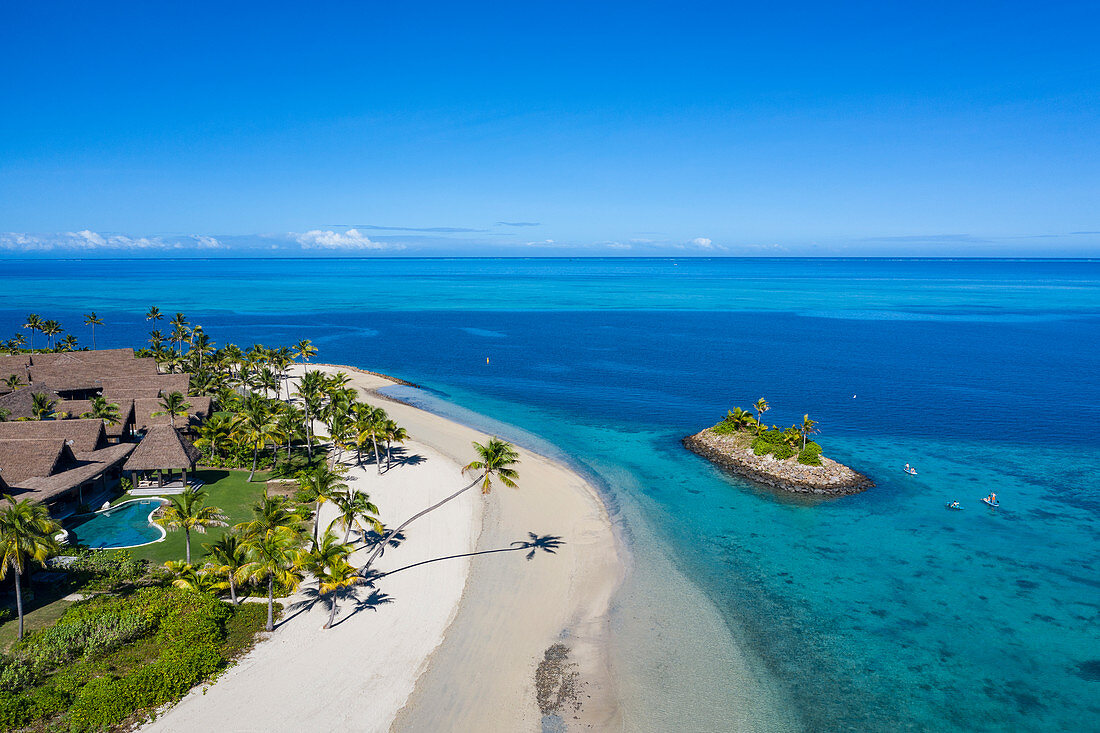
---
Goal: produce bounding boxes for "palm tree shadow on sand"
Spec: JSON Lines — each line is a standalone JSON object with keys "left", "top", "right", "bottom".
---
{"left": 279, "top": 533, "right": 563, "bottom": 629}
{"left": 372, "top": 532, "right": 565, "bottom": 580}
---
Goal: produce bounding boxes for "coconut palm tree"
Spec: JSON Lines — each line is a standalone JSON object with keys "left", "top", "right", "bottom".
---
{"left": 274, "top": 404, "right": 305, "bottom": 460}
{"left": 194, "top": 412, "right": 235, "bottom": 461}
{"left": 798, "top": 414, "right": 819, "bottom": 450}
{"left": 361, "top": 438, "right": 519, "bottom": 574}
{"left": 57, "top": 335, "right": 78, "bottom": 352}
{"left": 753, "top": 398, "right": 770, "bottom": 434}
{"left": 146, "top": 305, "right": 163, "bottom": 325}
{"left": 31, "top": 392, "right": 56, "bottom": 420}
{"left": 22, "top": 314, "right": 42, "bottom": 351}
{"left": 295, "top": 339, "right": 318, "bottom": 367}
{"left": 154, "top": 487, "right": 228, "bottom": 564}
{"left": 80, "top": 395, "right": 121, "bottom": 426}
{"left": 82, "top": 312, "right": 103, "bottom": 349}
{"left": 328, "top": 489, "right": 383, "bottom": 543}
{"left": 237, "top": 494, "right": 302, "bottom": 540}
{"left": 319, "top": 559, "right": 364, "bottom": 629}
{"left": 204, "top": 534, "right": 248, "bottom": 604}
{"left": 382, "top": 420, "right": 408, "bottom": 472}
{"left": 725, "top": 406, "right": 757, "bottom": 431}
{"left": 354, "top": 404, "right": 388, "bottom": 473}
{"left": 233, "top": 399, "right": 283, "bottom": 481}
{"left": 152, "top": 391, "right": 191, "bottom": 428}
{"left": 294, "top": 369, "right": 327, "bottom": 459}
{"left": 170, "top": 324, "right": 190, "bottom": 357}
{"left": 148, "top": 329, "right": 164, "bottom": 353}
{"left": 240, "top": 526, "right": 303, "bottom": 632}
{"left": 40, "top": 320, "right": 63, "bottom": 350}
{"left": 164, "top": 561, "right": 223, "bottom": 594}
{"left": 0, "top": 496, "right": 61, "bottom": 640}
{"left": 297, "top": 467, "right": 348, "bottom": 546}
{"left": 3, "top": 375, "right": 23, "bottom": 392}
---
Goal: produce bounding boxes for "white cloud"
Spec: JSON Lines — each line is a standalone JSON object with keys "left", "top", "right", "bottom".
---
{"left": 0, "top": 231, "right": 227, "bottom": 252}
{"left": 691, "top": 237, "right": 715, "bottom": 249}
{"left": 292, "top": 228, "right": 396, "bottom": 250}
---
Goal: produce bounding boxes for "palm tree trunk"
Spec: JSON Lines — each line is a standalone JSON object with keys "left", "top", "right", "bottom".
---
{"left": 361, "top": 475, "right": 483, "bottom": 574}
{"left": 266, "top": 575, "right": 275, "bottom": 631}
{"left": 229, "top": 573, "right": 238, "bottom": 604}
{"left": 304, "top": 408, "right": 313, "bottom": 459}
{"left": 185, "top": 528, "right": 191, "bottom": 564}
{"left": 313, "top": 500, "right": 322, "bottom": 546}
{"left": 386, "top": 441, "right": 392, "bottom": 471}
{"left": 343, "top": 523, "right": 352, "bottom": 544}
{"left": 325, "top": 595, "right": 338, "bottom": 629}
{"left": 249, "top": 448, "right": 258, "bottom": 481}
{"left": 14, "top": 570, "right": 24, "bottom": 641}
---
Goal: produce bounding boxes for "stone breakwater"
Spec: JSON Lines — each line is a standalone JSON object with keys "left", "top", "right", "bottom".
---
{"left": 682, "top": 429, "right": 874, "bottom": 496}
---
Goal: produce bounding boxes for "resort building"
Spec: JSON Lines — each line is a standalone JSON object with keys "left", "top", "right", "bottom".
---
{"left": 0, "top": 348, "right": 210, "bottom": 515}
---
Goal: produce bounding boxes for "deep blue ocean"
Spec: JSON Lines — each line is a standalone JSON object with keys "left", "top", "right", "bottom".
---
{"left": 2, "top": 258, "right": 1098, "bottom": 731}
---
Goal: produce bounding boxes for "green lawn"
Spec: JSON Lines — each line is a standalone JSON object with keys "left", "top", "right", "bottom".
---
{"left": 123, "top": 468, "right": 271, "bottom": 565}
{"left": 0, "top": 586, "right": 74, "bottom": 652}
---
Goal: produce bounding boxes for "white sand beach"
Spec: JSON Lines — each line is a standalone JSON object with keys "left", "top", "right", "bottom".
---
{"left": 143, "top": 365, "right": 623, "bottom": 732}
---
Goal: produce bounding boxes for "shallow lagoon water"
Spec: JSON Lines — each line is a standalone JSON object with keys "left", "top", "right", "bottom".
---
{"left": 3, "top": 258, "right": 1099, "bottom": 731}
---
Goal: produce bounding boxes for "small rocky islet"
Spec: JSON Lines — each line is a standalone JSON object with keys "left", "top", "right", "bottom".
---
{"left": 682, "top": 403, "right": 873, "bottom": 497}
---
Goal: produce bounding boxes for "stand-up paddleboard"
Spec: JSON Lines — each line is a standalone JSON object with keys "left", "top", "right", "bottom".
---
{"left": 904, "top": 466, "right": 918, "bottom": 475}
{"left": 982, "top": 497, "right": 1000, "bottom": 508}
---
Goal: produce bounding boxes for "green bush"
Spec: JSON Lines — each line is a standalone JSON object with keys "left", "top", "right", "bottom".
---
{"left": 69, "top": 549, "right": 147, "bottom": 592}
{"left": 773, "top": 444, "right": 795, "bottom": 460}
{"left": 798, "top": 442, "right": 823, "bottom": 466}
{"left": 751, "top": 437, "right": 774, "bottom": 456}
{"left": 711, "top": 420, "right": 739, "bottom": 435}
{"left": 756, "top": 429, "right": 783, "bottom": 445}
{"left": 0, "top": 654, "right": 38, "bottom": 693}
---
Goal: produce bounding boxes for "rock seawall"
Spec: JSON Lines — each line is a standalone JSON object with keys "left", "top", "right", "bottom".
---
{"left": 682, "top": 429, "right": 874, "bottom": 497}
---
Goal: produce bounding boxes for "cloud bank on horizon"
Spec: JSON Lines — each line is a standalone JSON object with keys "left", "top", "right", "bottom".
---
{"left": 2, "top": 227, "right": 1097, "bottom": 257}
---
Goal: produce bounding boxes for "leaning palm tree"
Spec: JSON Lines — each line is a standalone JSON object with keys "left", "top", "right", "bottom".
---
{"left": 152, "top": 391, "right": 191, "bottom": 428}
{"left": 0, "top": 496, "right": 61, "bottom": 640}
{"left": 153, "top": 487, "right": 228, "bottom": 564}
{"left": 80, "top": 395, "right": 121, "bottom": 426}
{"left": 31, "top": 392, "right": 56, "bottom": 420}
{"left": 204, "top": 534, "right": 248, "bottom": 604}
{"left": 3, "top": 375, "right": 23, "bottom": 392}
{"left": 295, "top": 339, "right": 318, "bottom": 366}
{"left": 296, "top": 467, "right": 348, "bottom": 546}
{"left": 328, "top": 489, "right": 383, "bottom": 543}
{"left": 753, "top": 398, "right": 770, "bottom": 435}
{"left": 798, "top": 414, "right": 819, "bottom": 450}
{"left": 319, "top": 559, "right": 364, "bottom": 629}
{"left": 22, "top": 314, "right": 42, "bottom": 352}
{"left": 83, "top": 312, "right": 103, "bottom": 349}
{"left": 239, "top": 526, "right": 303, "bottom": 632}
{"left": 360, "top": 438, "right": 519, "bottom": 574}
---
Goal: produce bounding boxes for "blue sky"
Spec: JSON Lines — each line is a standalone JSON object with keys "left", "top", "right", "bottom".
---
{"left": 1, "top": 1, "right": 1097, "bottom": 257}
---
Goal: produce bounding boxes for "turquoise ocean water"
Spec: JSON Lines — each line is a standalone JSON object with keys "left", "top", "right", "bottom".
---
{"left": 2, "top": 258, "right": 1098, "bottom": 731}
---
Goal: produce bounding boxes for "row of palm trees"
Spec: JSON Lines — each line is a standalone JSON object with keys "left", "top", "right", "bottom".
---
{"left": 154, "top": 435, "right": 520, "bottom": 631}
{"left": 3, "top": 313, "right": 105, "bottom": 354}
{"left": 723, "top": 398, "right": 820, "bottom": 449}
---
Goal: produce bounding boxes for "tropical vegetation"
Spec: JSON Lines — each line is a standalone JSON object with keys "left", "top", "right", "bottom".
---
{"left": 712, "top": 399, "right": 825, "bottom": 465}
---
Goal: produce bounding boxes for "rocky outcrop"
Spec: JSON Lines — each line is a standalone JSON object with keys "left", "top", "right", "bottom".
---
{"left": 682, "top": 429, "right": 873, "bottom": 497}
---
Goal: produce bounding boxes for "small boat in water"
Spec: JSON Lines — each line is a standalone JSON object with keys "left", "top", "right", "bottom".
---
{"left": 904, "top": 463, "right": 918, "bottom": 475}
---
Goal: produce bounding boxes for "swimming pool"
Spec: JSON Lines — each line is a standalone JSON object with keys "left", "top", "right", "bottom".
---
{"left": 65, "top": 498, "right": 168, "bottom": 549}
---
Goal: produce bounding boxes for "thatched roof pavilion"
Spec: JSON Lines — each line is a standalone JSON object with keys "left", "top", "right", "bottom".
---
{"left": 123, "top": 425, "right": 201, "bottom": 488}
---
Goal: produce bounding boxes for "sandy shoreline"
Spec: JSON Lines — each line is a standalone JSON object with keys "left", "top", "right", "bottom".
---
{"left": 144, "top": 363, "right": 624, "bottom": 732}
